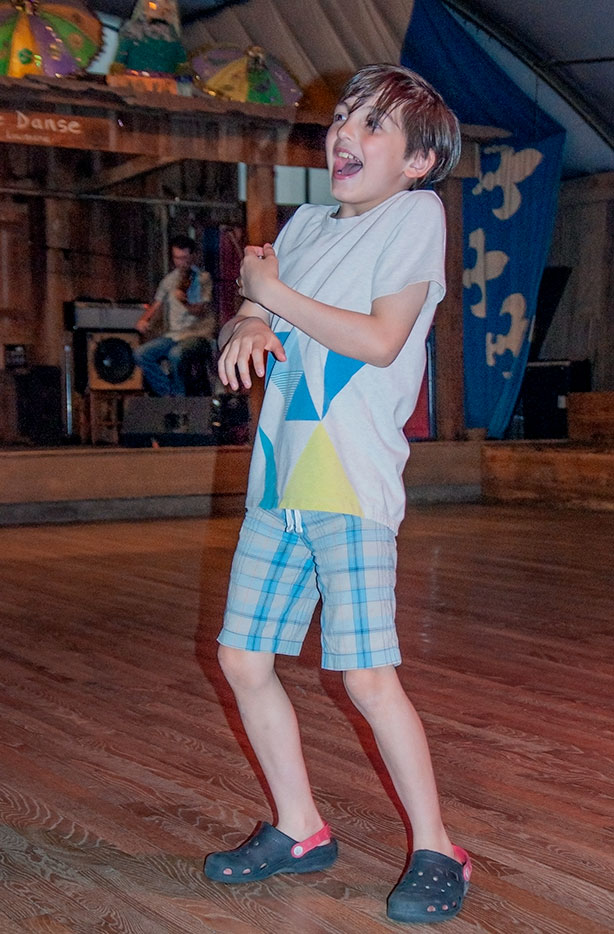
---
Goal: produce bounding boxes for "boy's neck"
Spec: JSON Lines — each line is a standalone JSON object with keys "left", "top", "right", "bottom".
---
{"left": 333, "top": 188, "right": 410, "bottom": 219}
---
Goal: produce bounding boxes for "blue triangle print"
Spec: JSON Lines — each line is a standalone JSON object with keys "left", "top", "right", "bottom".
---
{"left": 286, "top": 373, "right": 320, "bottom": 421}
{"left": 265, "top": 330, "right": 292, "bottom": 385}
{"left": 257, "top": 427, "right": 278, "bottom": 509}
{"left": 322, "top": 351, "right": 365, "bottom": 417}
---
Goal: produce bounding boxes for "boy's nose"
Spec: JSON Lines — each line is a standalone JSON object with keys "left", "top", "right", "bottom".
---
{"left": 338, "top": 116, "right": 356, "bottom": 139}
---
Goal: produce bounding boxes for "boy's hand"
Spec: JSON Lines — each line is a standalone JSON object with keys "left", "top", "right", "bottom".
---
{"left": 239, "top": 243, "right": 278, "bottom": 306}
{"left": 218, "top": 316, "right": 286, "bottom": 391}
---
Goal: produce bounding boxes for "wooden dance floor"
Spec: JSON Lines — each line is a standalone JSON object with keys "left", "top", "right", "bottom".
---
{"left": 1, "top": 503, "right": 613, "bottom": 933}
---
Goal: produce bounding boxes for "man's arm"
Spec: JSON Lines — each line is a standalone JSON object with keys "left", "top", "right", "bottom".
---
{"left": 241, "top": 244, "right": 429, "bottom": 368}
{"left": 181, "top": 299, "right": 210, "bottom": 318}
{"left": 178, "top": 270, "right": 213, "bottom": 318}
{"left": 135, "top": 298, "right": 162, "bottom": 335}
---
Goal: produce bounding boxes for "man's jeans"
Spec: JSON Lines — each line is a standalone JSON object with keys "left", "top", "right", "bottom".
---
{"left": 134, "top": 336, "right": 187, "bottom": 396}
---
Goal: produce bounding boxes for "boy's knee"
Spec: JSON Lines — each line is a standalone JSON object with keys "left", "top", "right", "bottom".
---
{"left": 217, "top": 644, "right": 274, "bottom": 693}
{"left": 343, "top": 666, "right": 398, "bottom": 715}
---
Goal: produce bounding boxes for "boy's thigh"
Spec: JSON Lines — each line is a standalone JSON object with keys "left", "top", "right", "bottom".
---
{"left": 219, "top": 508, "right": 320, "bottom": 656}
{"left": 305, "top": 512, "right": 400, "bottom": 671}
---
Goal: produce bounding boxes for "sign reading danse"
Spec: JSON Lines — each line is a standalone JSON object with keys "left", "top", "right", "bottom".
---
{"left": 0, "top": 109, "right": 111, "bottom": 149}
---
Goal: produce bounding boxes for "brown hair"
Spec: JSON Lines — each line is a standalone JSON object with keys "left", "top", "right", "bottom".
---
{"left": 170, "top": 234, "right": 196, "bottom": 253}
{"left": 339, "top": 64, "right": 461, "bottom": 188}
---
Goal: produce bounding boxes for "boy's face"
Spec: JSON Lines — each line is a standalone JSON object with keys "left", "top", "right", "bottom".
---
{"left": 326, "top": 95, "right": 434, "bottom": 218}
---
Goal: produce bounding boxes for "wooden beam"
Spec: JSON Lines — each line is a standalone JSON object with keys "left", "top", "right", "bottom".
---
{"left": 244, "top": 163, "right": 277, "bottom": 434}
{"left": 77, "top": 155, "right": 181, "bottom": 193}
{"left": 245, "top": 163, "right": 277, "bottom": 245}
{"left": 435, "top": 175, "right": 466, "bottom": 440}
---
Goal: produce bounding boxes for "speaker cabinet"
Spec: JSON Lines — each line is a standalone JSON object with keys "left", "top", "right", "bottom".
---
{"left": 14, "top": 366, "right": 63, "bottom": 445}
{"left": 120, "top": 396, "right": 213, "bottom": 446}
{"left": 87, "top": 332, "right": 142, "bottom": 391}
{"left": 521, "top": 359, "right": 591, "bottom": 439}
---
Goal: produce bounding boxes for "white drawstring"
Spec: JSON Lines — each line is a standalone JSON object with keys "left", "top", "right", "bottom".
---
{"left": 284, "top": 508, "right": 303, "bottom": 534}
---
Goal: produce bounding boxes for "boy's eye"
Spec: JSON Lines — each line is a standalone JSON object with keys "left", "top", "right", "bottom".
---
{"left": 333, "top": 111, "right": 346, "bottom": 123}
{"left": 366, "top": 114, "right": 382, "bottom": 131}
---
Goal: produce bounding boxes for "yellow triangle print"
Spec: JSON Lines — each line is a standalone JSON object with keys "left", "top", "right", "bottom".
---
{"left": 279, "top": 423, "right": 363, "bottom": 516}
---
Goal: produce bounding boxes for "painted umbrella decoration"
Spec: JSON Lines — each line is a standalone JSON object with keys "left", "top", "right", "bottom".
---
{"left": 0, "top": 0, "right": 102, "bottom": 78}
{"left": 190, "top": 44, "right": 302, "bottom": 106}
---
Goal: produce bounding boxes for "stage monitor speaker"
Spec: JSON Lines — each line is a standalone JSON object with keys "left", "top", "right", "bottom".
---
{"left": 14, "top": 366, "right": 63, "bottom": 445}
{"left": 87, "top": 331, "right": 142, "bottom": 391}
{"left": 120, "top": 396, "right": 213, "bottom": 446}
{"left": 521, "top": 359, "right": 591, "bottom": 439}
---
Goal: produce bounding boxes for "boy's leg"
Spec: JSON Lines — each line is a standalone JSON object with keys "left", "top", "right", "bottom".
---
{"left": 218, "top": 644, "right": 326, "bottom": 841}
{"left": 312, "top": 511, "right": 470, "bottom": 919}
{"left": 343, "top": 665, "right": 453, "bottom": 857}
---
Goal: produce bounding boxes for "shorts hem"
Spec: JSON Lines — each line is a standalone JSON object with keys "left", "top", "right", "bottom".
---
{"left": 321, "top": 648, "right": 402, "bottom": 671}
{"left": 217, "top": 629, "right": 303, "bottom": 656}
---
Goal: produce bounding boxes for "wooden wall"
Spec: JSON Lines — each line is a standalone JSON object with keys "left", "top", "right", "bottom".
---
{"left": 544, "top": 172, "right": 614, "bottom": 391}
{"left": 0, "top": 152, "right": 244, "bottom": 369}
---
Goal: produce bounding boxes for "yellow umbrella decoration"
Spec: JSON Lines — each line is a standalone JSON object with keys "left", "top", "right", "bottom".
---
{"left": 190, "top": 44, "right": 302, "bottom": 106}
{"left": 0, "top": 0, "right": 102, "bottom": 78}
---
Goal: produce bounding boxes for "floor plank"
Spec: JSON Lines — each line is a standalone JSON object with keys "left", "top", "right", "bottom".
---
{"left": 0, "top": 503, "right": 613, "bottom": 933}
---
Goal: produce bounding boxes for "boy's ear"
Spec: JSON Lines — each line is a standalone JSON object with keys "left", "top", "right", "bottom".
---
{"left": 404, "top": 149, "right": 436, "bottom": 181}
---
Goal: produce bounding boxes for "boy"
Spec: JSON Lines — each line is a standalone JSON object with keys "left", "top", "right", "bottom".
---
{"left": 204, "top": 64, "right": 471, "bottom": 924}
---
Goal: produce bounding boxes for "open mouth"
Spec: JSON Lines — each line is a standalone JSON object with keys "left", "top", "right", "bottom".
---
{"left": 333, "top": 149, "right": 363, "bottom": 177}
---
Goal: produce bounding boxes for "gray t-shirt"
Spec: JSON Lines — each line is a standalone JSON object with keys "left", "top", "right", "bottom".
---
{"left": 155, "top": 266, "right": 213, "bottom": 339}
{"left": 245, "top": 189, "right": 447, "bottom": 532}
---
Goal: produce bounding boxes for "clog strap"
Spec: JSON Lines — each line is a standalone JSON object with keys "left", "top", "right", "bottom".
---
{"left": 452, "top": 845, "right": 472, "bottom": 882}
{"left": 290, "top": 822, "right": 332, "bottom": 858}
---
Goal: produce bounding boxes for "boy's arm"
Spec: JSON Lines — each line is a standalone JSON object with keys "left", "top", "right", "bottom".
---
{"left": 218, "top": 299, "right": 287, "bottom": 391}
{"left": 241, "top": 245, "right": 429, "bottom": 368}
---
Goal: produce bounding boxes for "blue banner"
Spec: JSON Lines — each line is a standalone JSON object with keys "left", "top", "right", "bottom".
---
{"left": 402, "top": 0, "right": 564, "bottom": 437}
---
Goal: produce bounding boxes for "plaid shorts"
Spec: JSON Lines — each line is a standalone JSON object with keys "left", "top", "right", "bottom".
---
{"left": 218, "top": 507, "right": 401, "bottom": 670}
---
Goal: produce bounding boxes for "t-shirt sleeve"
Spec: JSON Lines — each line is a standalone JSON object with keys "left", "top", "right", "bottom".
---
{"left": 371, "top": 191, "right": 446, "bottom": 304}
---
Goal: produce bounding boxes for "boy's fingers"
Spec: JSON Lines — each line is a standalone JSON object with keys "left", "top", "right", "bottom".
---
{"left": 234, "top": 347, "right": 254, "bottom": 389}
{"left": 251, "top": 346, "right": 265, "bottom": 377}
{"left": 267, "top": 335, "right": 286, "bottom": 360}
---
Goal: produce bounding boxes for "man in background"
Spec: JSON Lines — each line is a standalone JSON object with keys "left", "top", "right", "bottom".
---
{"left": 135, "top": 234, "right": 215, "bottom": 396}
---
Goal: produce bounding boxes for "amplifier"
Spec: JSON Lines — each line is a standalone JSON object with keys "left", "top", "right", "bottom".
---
{"left": 65, "top": 301, "right": 147, "bottom": 331}
{"left": 120, "top": 396, "right": 214, "bottom": 447}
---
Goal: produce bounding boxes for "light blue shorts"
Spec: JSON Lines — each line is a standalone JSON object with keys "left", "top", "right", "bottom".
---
{"left": 218, "top": 507, "right": 401, "bottom": 671}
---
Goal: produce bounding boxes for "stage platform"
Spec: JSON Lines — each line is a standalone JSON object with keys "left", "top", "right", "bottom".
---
{"left": 0, "top": 441, "right": 482, "bottom": 526}
{"left": 483, "top": 440, "right": 614, "bottom": 511}
{"left": 3, "top": 439, "right": 612, "bottom": 526}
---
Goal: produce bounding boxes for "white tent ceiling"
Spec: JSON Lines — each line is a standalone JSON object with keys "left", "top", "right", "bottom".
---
{"left": 93, "top": 0, "right": 614, "bottom": 177}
